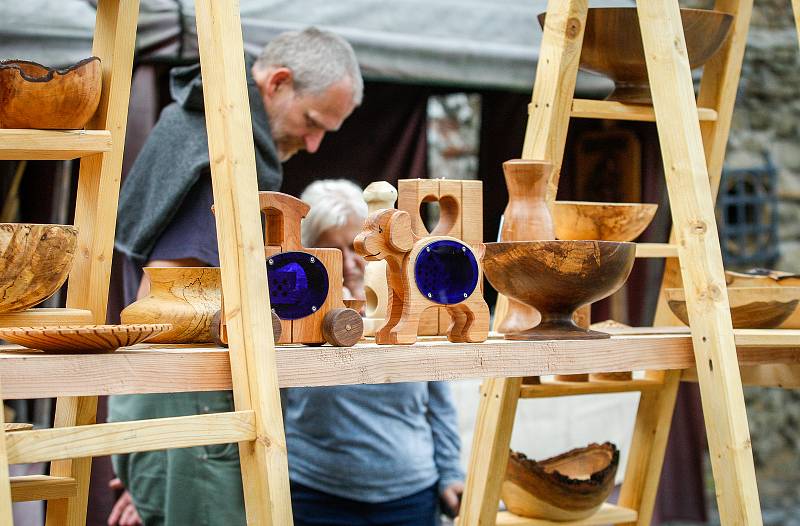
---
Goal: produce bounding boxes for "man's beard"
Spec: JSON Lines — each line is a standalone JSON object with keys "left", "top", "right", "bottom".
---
{"left": 275, "top": 136, "right": 304, "bottom": 162}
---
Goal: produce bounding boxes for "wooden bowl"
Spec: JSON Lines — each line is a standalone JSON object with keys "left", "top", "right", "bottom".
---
{"left": 0, "top": 224, "right": 78, "bottom": 313}
{"left": 725, "top": 269, "right": 800, "bottom": 329}
{"left": 483, "top": 241, "right": 635, "bottom": 340}
{"left": 502, "top": 443, "right": 619, "bottom": 521}
{"left": 0, "top": 324, "right": 172, "bottom": 353}
{"left": 665, "top": 286, "right": 800, "bottom": 329}
{"left": 553, "top": 201, "right": 657, "bottom": 242}
{"left": 538, "top": 8, "right": 733, "bottom": 104}
{"left": 0, "top": 57, "right": 101, "bottom": 129}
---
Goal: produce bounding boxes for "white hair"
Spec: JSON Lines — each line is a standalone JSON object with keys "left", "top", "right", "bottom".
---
{"left": 254, "top": 27, "right": 364, "bottom": 106}
{"left": 300, "top": 179, "right": 368, "bottom": 247}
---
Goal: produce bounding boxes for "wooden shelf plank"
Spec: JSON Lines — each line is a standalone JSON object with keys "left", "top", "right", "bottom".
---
{"left": 0, "top": 308, "right": 94, "bottom": 328}
{"left": 0, "top": 130, "right": 112, "bottom": 160}
{"left": 569, "top": 99, "right": 718, "bottom": 122}
{"left": 520, "top": 378, "right": 662, "bottom": 398}
{"left": 496, "top": 503, "right": 637, "bottom": 525}
{"left": 636, "top": 243, "right": 679, "bottom": 258}
{"left": 10, "top": 475, "right": 77, "bottom": 502}
{"left": 5, "top": 411, "right": 255, "bottom": 464}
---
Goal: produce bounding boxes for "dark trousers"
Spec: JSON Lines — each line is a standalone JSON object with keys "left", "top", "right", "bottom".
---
{"left": 291, "top": 480, "right": 439, "bottom": 526}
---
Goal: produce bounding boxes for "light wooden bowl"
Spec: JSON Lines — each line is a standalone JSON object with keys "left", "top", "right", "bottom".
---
{"left": 539, "top": 8, "right": 733, "bottom": 104}
{"left": 666, "top": 286, "right": 800, "bottom": 329}
{"left": 502, "top": 443, "right": 619, "bottom": 520}
{"left": 0, "top": 324, "right": 172, "bottom": 353}
{"left": 0, "top": 57, "right": 102, "bottom": 129}
{"left": 0, "top": 224, "right": 78, "bottom": 313}
{"left": 725, "top": 270, "right": 800, "bottom": 329}
{"left": 553, "top": 201, "right": 658, "bottom": 242}
{"left": 483, "top": 241, "right": 635, "bottom": 340}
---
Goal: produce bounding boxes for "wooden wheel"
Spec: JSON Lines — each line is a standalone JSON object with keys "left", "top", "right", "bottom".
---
{"left": 322, "top": 308, "right": 363, "bottom": 347}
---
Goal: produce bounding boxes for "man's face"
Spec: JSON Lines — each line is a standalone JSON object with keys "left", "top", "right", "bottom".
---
{"left": 255, "top": 67, "right": 357, "bottom": 161}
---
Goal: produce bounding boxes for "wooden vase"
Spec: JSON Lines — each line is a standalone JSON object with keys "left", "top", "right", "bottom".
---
{"left": 121, "top": 267, "right": 221, "bottom": 344}
{"left": 495, "top": 160, "right": 554, "bottom": 335}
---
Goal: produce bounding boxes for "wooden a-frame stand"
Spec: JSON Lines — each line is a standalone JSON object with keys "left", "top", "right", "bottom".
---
{"left": 461, "top": 0, "right": 767, "bottom": 524}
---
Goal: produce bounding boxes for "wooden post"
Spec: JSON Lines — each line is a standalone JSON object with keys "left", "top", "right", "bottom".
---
{"left": 637, "top": 0, "right": 762, "bottom": 522}
{"left": 793, "top": 0, "right": 800, "bottom": 47}
{"left": 46, "top": 0, "right": 140, "bottom": 524}
{"left": 193, "top": 0, "right": 293, "bottom": 523}
{"left": 0, "top": 379, "right": 13, "bottom": 525}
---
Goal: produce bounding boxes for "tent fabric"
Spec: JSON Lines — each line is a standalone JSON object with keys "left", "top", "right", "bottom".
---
{"left": 0, "top": 0, "right": 631, "bottom": 93}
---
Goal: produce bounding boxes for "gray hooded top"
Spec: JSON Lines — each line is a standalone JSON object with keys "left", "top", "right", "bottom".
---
{"left": 114, "top": 59, "right": 282, "bottom": 263}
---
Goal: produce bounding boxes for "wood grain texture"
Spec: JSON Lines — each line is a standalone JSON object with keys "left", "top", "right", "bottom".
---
{"left": 554, "top": 8, "right": 733, "bottom": 103}
{"left": 637, "top": 0, "right": 761, "bottom": 522}
{"left": 0, "top": 129, "right": 111, "bottom": 160}
{"left": 4, "top": 423, "right": 33, "bottom": 432}
{"left": 484, "top": 241, "right": 635, "bottom": 340}
{"left": 121, "top": 267, "right": 221, "bottom": 343}
{"left": 569, "top": 99, "right": 718, "bottom": 122}
{"left": 0, "top": 224, "right": 78, "bottom": 313}
{"left": 495, "top": 503, "right": 637, "bottom": 526}
{"left": 501, "top": 444, "right": 617, "bottom": 520}
{"left": 354, "top": 209, "right": 489, "bottom": 345}
{"left": 519, "top": 378, "right": 662, "bottom": 398}
{"left": 0, "top": 324, "right": 171, "bottom": 353}
{"left": 362, "top": 182, "right": 397, "bottom": 336}
{"left": 0, "top": 58, "right": 102, "bottom": 129}
{"left": 322, "top": 308, "right": 364, "bottom": 347}
{"left": 0, "top": 376, "right": 12, "bottom": 525}
{"left": 553, "top": 202, "right": 657, "bottom": 242}
{"left": 5, "top": 411, "right": 255, "bottom": 464}
{"left": 666, "top": 287, "right": 800, "bottom": 329}
{"left": 0, "top": 308, "right": 94, "bottom": 328}
{"left": 11, "top": 475, "right": 77, "bottom": 502}
{"left": 193, "top": 0, "right": 291, "bottom": 522}
{"left": 724, "top": 270, "right": 800, "bottom": 328}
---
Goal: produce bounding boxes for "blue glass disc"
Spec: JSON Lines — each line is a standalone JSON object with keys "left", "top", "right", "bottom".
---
{"left": 414, "top": 240, "right": 479, "bottom": 305}
{"left": 267, "top": 251, "right": 329, "bottom": 320}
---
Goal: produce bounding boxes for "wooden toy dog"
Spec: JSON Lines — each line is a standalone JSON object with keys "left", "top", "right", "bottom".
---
{"left": 354, "top": 208, "right": 489, "bottom": 345}
{"left": 215, "top": 192, "right": 363, "bottom": 347}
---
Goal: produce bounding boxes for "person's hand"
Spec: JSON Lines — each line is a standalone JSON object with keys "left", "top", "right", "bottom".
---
{"left": 440, "top": 481, "right": 464, "bottom": 518}
{"left": 108, "top": 478, "right": 142, "bottom": 526}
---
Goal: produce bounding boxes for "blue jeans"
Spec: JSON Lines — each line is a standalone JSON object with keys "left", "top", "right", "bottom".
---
{"left": 291, "top": 480, "right": 439, "bottom": 526}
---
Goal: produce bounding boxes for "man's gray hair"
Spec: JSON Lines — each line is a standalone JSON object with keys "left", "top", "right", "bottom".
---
{"left": 300, "top": 179, "right": 368, "bottom": 248}
{"left": 255, "top": 27, "right": 363, "bottom": 106}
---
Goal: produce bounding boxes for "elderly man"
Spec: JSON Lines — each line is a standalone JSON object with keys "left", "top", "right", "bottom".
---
{"left": 109, "top": 28, "right": 363, "bottom": 526}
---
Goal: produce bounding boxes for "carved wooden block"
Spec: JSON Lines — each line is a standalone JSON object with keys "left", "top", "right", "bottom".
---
{"left": 362, "top": 182, "right": 397, "bottom": 337}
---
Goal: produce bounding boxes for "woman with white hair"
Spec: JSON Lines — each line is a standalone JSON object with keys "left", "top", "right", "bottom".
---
{"left": 285, "top": 179, "right": 464, "bottom": 526}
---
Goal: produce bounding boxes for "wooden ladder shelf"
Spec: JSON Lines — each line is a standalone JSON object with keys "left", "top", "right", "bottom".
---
{"left": 459, "top": 0, "right": 775, "bottom": 525}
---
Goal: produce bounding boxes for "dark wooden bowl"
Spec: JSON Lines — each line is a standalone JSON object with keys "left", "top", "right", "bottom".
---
{"left": 538, "top": 8, "right": 733, "bottom": 104}
{"left": 0, "top": 57, "right": 101, "bottom": 129}
{"left": 553, "top": 201, "right": 657, "bottom": 242}
{"left": 502, "top": 443, "right": 619, "bottom": 520}
{"left": 666, "top": 286, "right": 800, "bottom": 329}
{"left": 483, "top": 241, "right": 635, "bottom": 340}
{"left": 0, "top": 224, "right": 78, "bottom": 313}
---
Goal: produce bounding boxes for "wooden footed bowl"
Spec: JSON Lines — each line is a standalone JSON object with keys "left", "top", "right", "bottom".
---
{"left": 0, "top": 224, "right": 78, "bottom": 313}
{"left": 666, "top": 286, "right": 800, "bottom": 329}
{"left": 0, "top": 57, "right": 101, "bottom": 129}
{"left": 483, "top": 241, "right": 636, "bottom": 340}
{"left": 553, "top": 201, "right": 657, "bottom": 242}
{"left": 502, "top": 443, "right": 619, "bottom": 521}
{"left": 538, "top": 8, "right": 733, "bottom": 104}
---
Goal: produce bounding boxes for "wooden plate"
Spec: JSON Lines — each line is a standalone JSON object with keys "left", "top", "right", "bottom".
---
{"left": 0, "top": 324, "right": 172, "bottom": 353}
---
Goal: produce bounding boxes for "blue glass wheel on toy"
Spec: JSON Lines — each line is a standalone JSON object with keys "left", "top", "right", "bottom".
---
{"left": 267, "top": 251, "right": 329, "bottom": 320}
{"left": 414, "top": 239, "right": 479, "bottom": 304}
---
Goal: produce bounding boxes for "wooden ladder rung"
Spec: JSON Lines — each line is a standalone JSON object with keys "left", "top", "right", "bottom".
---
{"left": 4, "top": 411, "right": 256, "bottom": 464}
{"left": 0, "top": 130, "right": 112, "bottom": 161}
{"left": 496, "top": 503, "right": 638, "bottom": 525}
{"left": 10, "top": 475, "right": 77, "bottom": 502}
{"left": 635, "top": 243, "right": 679, "bottom": 258}
{"left": 520, "top": 378, "right": 662, "bottom": 398}
{"left": 567, "top": 99, "right": 718, "bottom": 122}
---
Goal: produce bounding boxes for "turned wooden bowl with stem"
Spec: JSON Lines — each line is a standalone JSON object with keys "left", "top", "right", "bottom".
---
{"left": 0, "top": 223, "right": 78, "bottom": 313}
{"left": 553, "top": 201, "right": 657, "bottom": 242}
{"left": 0, "top": 57, "right": 102, "bottom": 129}
{"left": 483, "top": 240, "right": 636, "bottom": 340}
{"left": 502, "top": 442, "right": 619, "bottom": 521}
{"left": 538, "top": 8, "right": 733, "bottom": 104}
